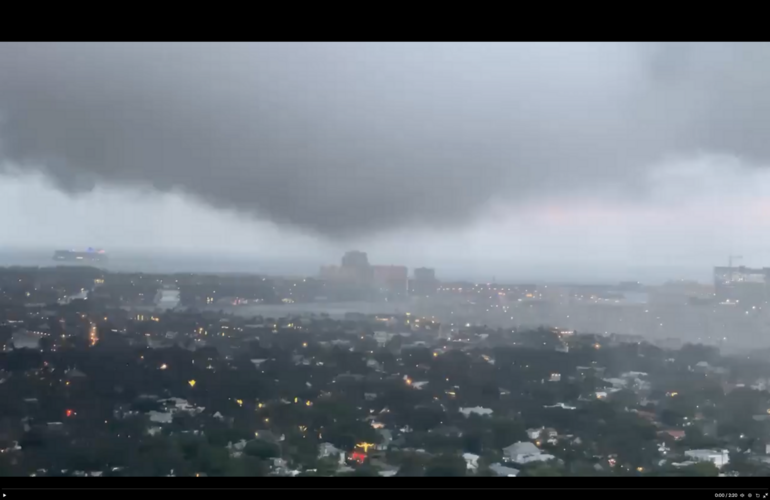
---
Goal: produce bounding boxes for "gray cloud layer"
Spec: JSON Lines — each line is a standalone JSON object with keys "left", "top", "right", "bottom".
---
{"left": 1, "top": 42, "right": 769, "bottom": 238}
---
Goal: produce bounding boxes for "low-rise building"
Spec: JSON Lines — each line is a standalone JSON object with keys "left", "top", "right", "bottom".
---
{"left": 684, "top": 449, "right": 730, "bottom": 468}
{"left": 502, "top": 441, "right": 556, "bottom": 464}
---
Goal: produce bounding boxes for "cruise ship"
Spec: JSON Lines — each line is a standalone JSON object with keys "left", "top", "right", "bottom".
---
{"left": 53, "top": 248, "right": 108, "bottom": 264}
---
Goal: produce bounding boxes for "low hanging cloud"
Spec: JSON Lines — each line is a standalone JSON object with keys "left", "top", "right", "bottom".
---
{"left": 1, "top": 42, "right": 769, "bottom": 238}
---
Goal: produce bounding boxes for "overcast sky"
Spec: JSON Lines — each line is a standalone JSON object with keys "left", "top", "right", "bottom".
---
{"left": 1, "top": 42, "right": 769, "bottom": 282}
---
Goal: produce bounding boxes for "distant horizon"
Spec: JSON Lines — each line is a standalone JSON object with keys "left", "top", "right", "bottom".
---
{"left": 0, "top": 246, "right": 723, "bottom": 286}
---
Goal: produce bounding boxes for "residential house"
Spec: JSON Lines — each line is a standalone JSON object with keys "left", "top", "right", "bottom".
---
{"left": 460, "top": 407, "right": 493, "bottom": 418}
{"left": 502, "top": 441, "right": 555, "bottom": 464}
{"left": 490, "top": 463, "right": 520, "bottom": 477}
{"left": 462, "top": 453, "right": 480, "bottom": 471}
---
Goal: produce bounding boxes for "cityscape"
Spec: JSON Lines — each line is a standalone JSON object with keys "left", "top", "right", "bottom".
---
{"left": 38, "top": 248, "right": 770, "bottom": 353}
{"left": 0, "top": 249, "right": 769, "bottom": 477}
{"left": 1, "top": 41, "right": 770, "bottom": 483}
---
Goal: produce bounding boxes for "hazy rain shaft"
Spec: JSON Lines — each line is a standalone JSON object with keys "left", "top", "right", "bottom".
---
{"left": 1, "top": 42, "right": 770, "bottom": 238}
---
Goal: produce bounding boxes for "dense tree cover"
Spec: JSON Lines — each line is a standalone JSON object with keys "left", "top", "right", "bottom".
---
{"left": 424, "top": 454, "right": 467, "bottom": 477}
{"left": 1, "top": 299, "right": 769, "bottom": 477}
{"left": 724, "top": 452, "right": 770, "bottom": 477}
{"left": 651, "top": 462, "right": 719, "bottom": 477}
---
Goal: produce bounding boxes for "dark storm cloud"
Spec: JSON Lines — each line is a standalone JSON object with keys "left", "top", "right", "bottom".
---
{"left": 0, "top": 42, "right": 769, "bottom": 237}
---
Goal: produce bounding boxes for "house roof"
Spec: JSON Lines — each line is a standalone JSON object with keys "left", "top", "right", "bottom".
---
{"left": 490, "top": 463, "right": 520, "bottom": 477}
{"left": 459, "top": 406, "right": 493, "bottom": 417}
{"left": 503, "top": 441, "right": 540, "bottom": 456}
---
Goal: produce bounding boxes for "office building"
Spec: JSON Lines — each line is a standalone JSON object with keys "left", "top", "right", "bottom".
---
{"left": 372, "top": 265, "right": 408, "bottom": 296}
{"left": 341, "top": 251, "right": 372, "bottom": 286}
{"left": 320, "top": 251, "right": 374, "bottom": 288}
{"left": 411, "top": 267, "right": 438, "bottom": 296}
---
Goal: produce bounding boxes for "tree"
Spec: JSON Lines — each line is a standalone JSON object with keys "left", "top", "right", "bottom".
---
{"left": 655, "top": 462, "right": 718, "bottom": 477}
{"left": 566, "top": 461, "right": 611, "bottom": 476}
{"left": 475, "top": 465, "right": 498, "bottom": 476}
{"left": 425, "top": 454, "right": 466, "bottom": 477}
{"left": 724, "top": 453, "right": 770, "bottom": 477}
{"left": 317, "top": 456, "right": 342, "bottom": 476}
{"left": 489, "top": 418, "right": 527, "bottom": 447}
{"left": 679, "top": 426, "right": 721, "bottom": 450}
{"left": 520, "top": 462, "right": 563, "bottom": 477}
{"left": 461, "top": 431, "right": 483, "bottom": 455}
{"left": 394, "top": 453, "right": 428, "bottom": 477}
{"left": 224, "top": 456, "right": 269, "bottom": 477}
{"left": 385, "top": 335, "right": 403, "bottom": 353}
{"left": 678, "top": 344, "right": 720, "bottom": 367}
{"left": 244, "top": 440, "right": 281, "bottom": 460}
{"left": 341, "top": 465, "right": 380, "bottom": 477}
{"left": 406, "top": 406, "right": 445, "bottom": 432}
{"left": 608, "top": 389, "right": 638, "bottom": 409}
{"left": 660, "top": 409, "right": 686, "bottom": 428}
{"left": 196, "top": 445, "right": 231, "bottom": 476}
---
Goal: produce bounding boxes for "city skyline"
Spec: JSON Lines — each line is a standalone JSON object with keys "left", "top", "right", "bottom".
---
{"left": 2, "top": 43, "right": 770, "bottom": 283}
{"left": 2, "top": 163, "right": 770, "bottom": 284}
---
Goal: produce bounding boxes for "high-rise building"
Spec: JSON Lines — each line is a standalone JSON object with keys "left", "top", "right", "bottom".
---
{"left": 414, "top": 267, "right": 435, "bottom": 282}
{"left": 319, "top": 265, "right": 341, "bottom": 280}
{"left": 372, "top": 265, "right": 408, "bottom": 296}
{"left": 411, "top": 267, "right": 438, "bottom": 296}
{"left": 341, "top": 250, "right": 369, "bottom": 269}
{"left": 340, "top": 251, "right": 372, "bottom": 286}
